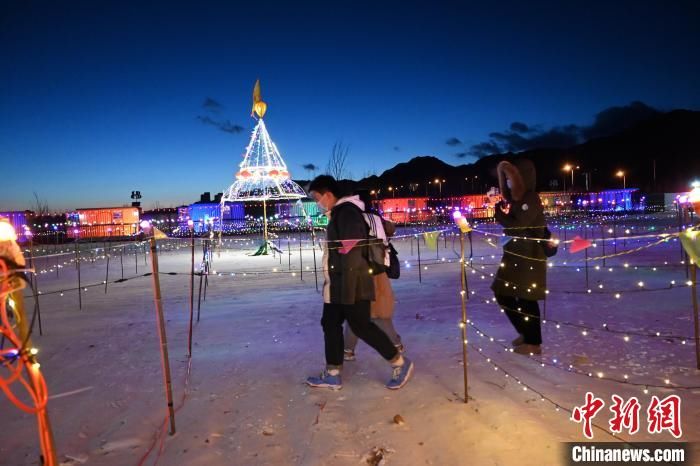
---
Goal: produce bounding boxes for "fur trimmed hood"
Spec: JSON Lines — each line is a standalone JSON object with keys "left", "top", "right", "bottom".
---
{"left": 497, "top": 159, "right": 536, "bottom": 202}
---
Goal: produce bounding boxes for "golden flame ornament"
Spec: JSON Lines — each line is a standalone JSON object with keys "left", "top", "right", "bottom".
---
{"left": 251, "top": 79, "right": 267, "bottom": 118}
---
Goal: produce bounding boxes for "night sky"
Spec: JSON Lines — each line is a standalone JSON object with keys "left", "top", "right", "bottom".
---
{"left": 2, "top": 1, "right": 699, "bottom": 211}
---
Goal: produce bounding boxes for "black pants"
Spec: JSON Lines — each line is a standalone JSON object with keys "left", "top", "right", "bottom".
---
{"left": 495, "top": 295, "right": 542, "bottom": 345}
{"left": 321, "top": 301, "right": 398, "bottom": 367}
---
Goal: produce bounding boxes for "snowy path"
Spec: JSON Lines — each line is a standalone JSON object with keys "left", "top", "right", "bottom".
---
{"left": 2, "top": 216, "right": 699, "bottom": 465}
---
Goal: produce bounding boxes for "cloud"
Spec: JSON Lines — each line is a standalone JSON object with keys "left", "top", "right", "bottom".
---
{"left": 509, "top": 121, "right": 531, "bottom": 133}
{"left": 302, "top": 163, "right": 319, "bottom": 171}
{"left": 197, "top": 115, "right": 245, "bottom": 134}
{"left": 468, "top": 142, "right": 502, "bottom": 158}
{"left": 454, "top": 152, "right": 484, "bottom": 161}
{"left": 202, "top": 97, "right": 224, "bottom": 113}
{"left": 446, "top": 137, "right": 463, "bottom": 146}
{"left": 466, "top": 102, "right": 660, "bottom": 157}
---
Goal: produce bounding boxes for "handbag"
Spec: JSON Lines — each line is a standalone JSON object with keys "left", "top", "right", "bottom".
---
{"left": 386, "top": 242, "right": 400, "bottom": 279}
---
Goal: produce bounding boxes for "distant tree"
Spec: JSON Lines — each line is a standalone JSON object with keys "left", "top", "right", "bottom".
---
{"left": 326, "top": 140, "right": 350, "bottom": 180}
{"left": 32, "top": 191, "right": 49, "bottom": 216}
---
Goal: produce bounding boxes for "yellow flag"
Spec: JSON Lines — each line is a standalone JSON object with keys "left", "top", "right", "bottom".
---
{"left": 152, "top": 227, "right": 168, "bottom": 240}
{"left": 680, "top": 228, "right": 699, "bottom": 265}
{"left": 253, "top": 79, "right": 262, "bottom": 103}
{"left": 423, "top": 231, "right": 440, "bottom": 250}
{"left": 251, "top": 79, "right": 267, "bottom": 118}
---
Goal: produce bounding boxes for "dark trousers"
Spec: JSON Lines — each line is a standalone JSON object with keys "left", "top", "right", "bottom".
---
{"left": 321, "top": 301, "right": 398, "bottom": 367}
{"left": 495, "top": 295, "right": 542, "bottom": 345}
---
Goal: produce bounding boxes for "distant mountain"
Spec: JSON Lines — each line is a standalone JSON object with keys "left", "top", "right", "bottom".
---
{"left": 349, "top": 109, "right": 700, "bottom": 196}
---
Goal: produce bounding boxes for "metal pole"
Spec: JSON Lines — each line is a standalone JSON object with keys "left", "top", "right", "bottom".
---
{"left": 197, "top": 239, "right": 205, "bottom": 322}
{"left": 28, "top": 242, "right": 43, "bottom": 336}
{"left": 188, "top": 228, "right": 195, "bottom": 358}
{"left": 436, "top": 231, "right": 440, "bottom": 260}
{"left": 311, "top": 227, "right": 318, "bottom": 293}
{"left": 468, "top": 231, "right": 473, "bottom": 265}
{"left": 601, "top": 225, "right": 606, "bottom": 267}
{"left": 417, "top": 235, "right": 422, "bottom": 283}
{"left": 298, "top": 229, "right": 303, "bottom": 282}
{"left": 311, "top": 228, "right": 319, "bottom": 292}
{"left": 196, "top": 271, "right": 203, "bottom": 323}
{"left": 75, "top": 242, "right": 82, "bottom": 310}
{"left": 543, "top": 293, "right": 547, "bottom": 321}
{"left": 691, "top": 265, "right": 699, "bottom": 370}
{"left": 104, "top": 242, "right": 110, "bottom": 294}
{"left": 459, "top": 231, "right": 469, "bottom": 403}
{"left": 147, "top": 237, "right": 177, "bottom": 435}
{"left": 584, "top": 224, "right": 589, "bottom": 289}
{"left": 55, "top": 232, "right": 59, "bottom": 278}
{"left": 263, "top": 199, "right": 269, "bottom": 252}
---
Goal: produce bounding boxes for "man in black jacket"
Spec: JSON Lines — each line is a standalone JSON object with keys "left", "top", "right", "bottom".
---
{"left": 305, "top": 175, "right": 413, "bottom": 390}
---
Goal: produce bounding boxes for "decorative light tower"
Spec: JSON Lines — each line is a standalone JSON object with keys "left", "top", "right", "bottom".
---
{"left": 221, "top": 80, "right": 306, "bottom": 254}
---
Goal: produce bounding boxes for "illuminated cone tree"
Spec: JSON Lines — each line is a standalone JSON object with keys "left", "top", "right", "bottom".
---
{"left": 221, "top": 80, "right": 306, "bottom": 254}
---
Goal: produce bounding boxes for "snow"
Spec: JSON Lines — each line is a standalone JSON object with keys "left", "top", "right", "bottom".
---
{"left": 2, "top": 213, "right": 699, "bottom": 465}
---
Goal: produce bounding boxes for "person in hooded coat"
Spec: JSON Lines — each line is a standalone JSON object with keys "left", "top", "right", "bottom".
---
{"left": 491, "top": 159, "right": 548, "bottom": 355}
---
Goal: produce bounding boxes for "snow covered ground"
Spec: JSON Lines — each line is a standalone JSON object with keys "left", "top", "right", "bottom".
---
{"left": 2, "top": 213, "right": 699, "bottom": 465}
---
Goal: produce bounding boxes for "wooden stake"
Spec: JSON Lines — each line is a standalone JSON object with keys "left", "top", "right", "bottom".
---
{"left": 459, "top": 231, "right": 469, "bottom": 403}
{"left": 147, "top": 237, "right": 176, "bottom": 435}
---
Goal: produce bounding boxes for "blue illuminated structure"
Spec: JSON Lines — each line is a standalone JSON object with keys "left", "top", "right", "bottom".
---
{"left": 0, "top": 211, "right": 33, "bottom": 242}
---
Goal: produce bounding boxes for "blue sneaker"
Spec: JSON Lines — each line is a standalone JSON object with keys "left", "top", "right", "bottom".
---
{"left": 386, "top": 357, "right": 414, "bottom": 390}
{"left": 306, "top": 370, "right": 342, "bottom": 390}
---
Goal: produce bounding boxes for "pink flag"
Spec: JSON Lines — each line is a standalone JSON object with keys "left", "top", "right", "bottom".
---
{"left": 569, "top": 236, "right": 592, "bottom": 253}
{"left": 338, "top": 239, "right": 361, "bottom": 254}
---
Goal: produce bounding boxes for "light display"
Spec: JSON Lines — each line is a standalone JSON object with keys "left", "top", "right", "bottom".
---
{"left": 220, "top": 80, "right": 305, "bottom": 252}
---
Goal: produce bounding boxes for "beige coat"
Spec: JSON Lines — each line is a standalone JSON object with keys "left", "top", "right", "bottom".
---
{"left": 370, "top": 218, "right": 396, "bottom": 319}
{"left": 370, "top": 272, "right": 394, "bottom": 319}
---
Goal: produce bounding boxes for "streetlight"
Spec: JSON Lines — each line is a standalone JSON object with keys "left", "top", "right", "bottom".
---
{"left": 616, "top": 171, "right": 626, "bottom": 190}
{"left": 434, "top": 178, "right": 445, "bottom": 196}
{"left": 562, "top": 164, "right": 579, "bottom": 191}
{"left": 388, "top": 186, "right": 395, "bottom": 198}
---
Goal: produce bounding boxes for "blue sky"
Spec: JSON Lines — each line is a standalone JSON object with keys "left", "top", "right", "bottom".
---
{"left": 1, "top": 1, "right": 699, "bottom": 210}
